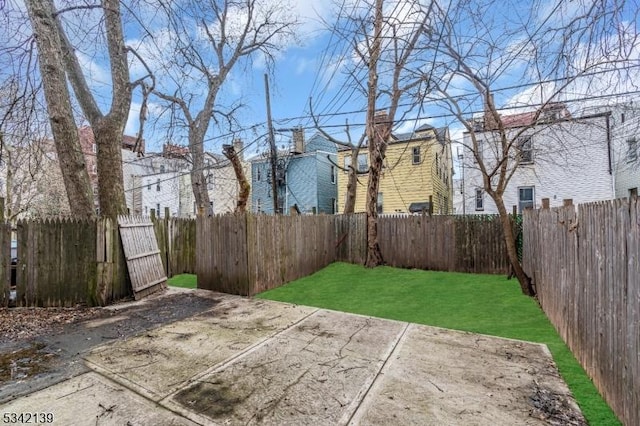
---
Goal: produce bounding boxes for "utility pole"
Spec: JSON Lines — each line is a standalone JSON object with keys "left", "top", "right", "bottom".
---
{"left": 264, "top": 74, "right": 279, "bottom": 214}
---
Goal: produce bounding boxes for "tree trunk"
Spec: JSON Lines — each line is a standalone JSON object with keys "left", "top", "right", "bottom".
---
{"left": 93, "top": 121, "right": 127, "bottom": 217}
{"left": 494, "top": 194, "right": 535, "bottom": 296}
{"left": 25, "top": 0, "right": 95, "bottom": 220}
{"left": 364, "top": 0, "right": 384, "bottom": 267}
{"left": 222, "top": 144, "right": 250, "bottom": 213}
{"left": 365, "top": 143, "right": 385, "bottom": 266}
{"left": 189, "top": 127, "right": 211, "bottom": 216}
{"left": 343, "top": 146, "right": 360, "bottom": 214}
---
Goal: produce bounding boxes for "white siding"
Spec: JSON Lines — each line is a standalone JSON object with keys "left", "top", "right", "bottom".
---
{"left": 461, "top": 114, "right": 614, "bottom": 214}
{"left": 612, "top": 113, "right": 640, "bottom": 198}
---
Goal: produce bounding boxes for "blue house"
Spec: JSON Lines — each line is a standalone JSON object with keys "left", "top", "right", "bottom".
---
{"left": 251, "top": 130, "right": 338, "bottom": 214}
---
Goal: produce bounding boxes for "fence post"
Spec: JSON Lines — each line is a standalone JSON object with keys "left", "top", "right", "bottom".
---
{"left": 541, "top": 198, "right": 550, "bottom": 209}
{"left": 428, "top": 195, "right": 433, "bottom": 216}
{"left": 150, "top": 209, "right": 156, "bottom": 220}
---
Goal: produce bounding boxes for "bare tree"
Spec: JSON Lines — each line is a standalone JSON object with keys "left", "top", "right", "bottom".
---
{"left": 23, "top": 0, "right": 96, "bottom": 218}
{"left": 144, "top": 0, "right": 297, "bottom": 215}
{"left": 423, "top": 0, "right": 640, "bottom": 295}
{"left": 340, "top": 0, "right": 434, "bottom": 266}
{"left": 24, "top": 0, "right": 152, "bottom": 219}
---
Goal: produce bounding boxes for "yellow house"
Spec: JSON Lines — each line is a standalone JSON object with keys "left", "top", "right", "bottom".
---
{"left": 336, "top": 125, "right": 454, "bottom": 214}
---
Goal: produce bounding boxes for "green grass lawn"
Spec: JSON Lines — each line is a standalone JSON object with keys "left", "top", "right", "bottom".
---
{"left": 167, "top": 274, "right": 197, "bottom": 289}
{"left": 256, "top": 262, "right": 619, "bottom": 426}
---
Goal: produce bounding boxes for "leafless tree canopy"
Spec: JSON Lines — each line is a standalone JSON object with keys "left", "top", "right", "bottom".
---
{"left": 134, "top": 0, "right": 298, "bottom": 215}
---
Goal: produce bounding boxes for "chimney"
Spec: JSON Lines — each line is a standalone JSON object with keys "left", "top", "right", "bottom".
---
{"left": 483, "top": 94, "right": 499, "bottom": 131}
{"left": 292, "top": 127, "right": 304, "bottom": 154}
{"left": 374, "top": 109, "right": 389, "bottom": 128}
{"left": 233, "top": 138, "right": 244, "bottom": 161}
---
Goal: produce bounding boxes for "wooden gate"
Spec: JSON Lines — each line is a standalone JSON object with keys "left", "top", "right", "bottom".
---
{"left": 118, "top": 216, "right": 167, "bottom": 299}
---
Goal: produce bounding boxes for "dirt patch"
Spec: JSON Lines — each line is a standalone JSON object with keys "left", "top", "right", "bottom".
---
{"left": 0, "top": 307, "right": 105, "bottom": 345}
{"left": 174, "top": 380, "right": 250, "bottom": 418}
{"left": 529, "top": 380, "right": 587, "bottom": 425}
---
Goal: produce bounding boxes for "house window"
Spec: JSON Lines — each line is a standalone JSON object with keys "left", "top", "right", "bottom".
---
{"left": 156, "top": 203, "right": 161, "bottom": 217}
{"left": 630, "top": 188, "right": 638, "bottom": 199}
{"left": 331, "top": 165, "right": 336, "bottom": 184}
{"left": 377, "top": 192, "right": 383, "bottom": 214}
{"left": 331, "top": 198, "right": 337, "bottom": 214}
{"left": 92, "top": 143, "right": 97, "bottom": 153}
{"left": 412, "top": 147, "right": 421, "bottom": 164}
{"left": 344, "top": 155, "right": 351, "bottom": 172}
{"left": 256, "top": 168, "right": 261, "bottom": 181}
{"left": 475, "top": 188, "right": 484, "bottom": 211}
{"left": 627, "top": 138, "right": 637, "bottom": 163}
{"left": 518, "top": 136, "right": 533, "bottom": 164}
{"left": 257, "top": 199, "right": 262, "bottom": 213}
{"left": 357, "top": 153, "right": 368, "bottom": 173}
{"left": 147, "top": 181, "right": 151, "bottom": 191}
{"left": 156, "top": 178, "right": 161, "bottom": 191}
{"left": 518, "top": 186, "right": 535, "bottom": 212}
{"left": 160, "top": 165, "right": 165, "bottom": 173}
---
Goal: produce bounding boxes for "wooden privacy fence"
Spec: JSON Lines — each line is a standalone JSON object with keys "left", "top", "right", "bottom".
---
{"left": 378, "top": 215, "right": 511, "bottom": 274}
{"left": 523, "top": 199, "right": 639, "bottom": 426}
{"left": 197, "top": 213, "right": 511, "bottom": 296}
{"left": 14, "top": 218, "right": 129, "bottom": 307}
{"left": 1, "top": 216, "right": 196, "bottom": 307}
{"left": 153, "top": 217, "right": 196, "bottom": 276}
{"left": 197, "top": 214, "right": 336, "bottom": 296}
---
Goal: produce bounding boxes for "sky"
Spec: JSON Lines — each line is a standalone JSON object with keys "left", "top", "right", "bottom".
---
{"left": 4, "top": 0, "right": 640, "bottom": 158}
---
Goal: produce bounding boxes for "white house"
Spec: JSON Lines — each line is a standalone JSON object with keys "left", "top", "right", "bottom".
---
{"left": 613, "top": 111, "right": 640, "bottom": 198}
{"left": 125, "top": 140, "right": 251, "bottom": 218}
{"left": 462, "top": 111, "right": 615, "bottom": 214}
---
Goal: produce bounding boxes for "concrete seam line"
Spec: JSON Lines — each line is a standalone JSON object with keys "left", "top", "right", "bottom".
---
{"left": 161, "top": 307, "right": 321, "bottom": 402}
{"left": 341, "top": 322, "right": 412, "bottom": 426}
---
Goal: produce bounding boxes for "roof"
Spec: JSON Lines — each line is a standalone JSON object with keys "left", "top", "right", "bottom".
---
{"left": 336, "top": 125, "right": 448, "bottom": 151}
{"left": 485, "top": 103, "right": 572, "bottom": 130}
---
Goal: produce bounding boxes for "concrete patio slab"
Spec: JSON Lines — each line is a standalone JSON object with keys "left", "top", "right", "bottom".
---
{"left": 84, "top": 297, "right": 317, "bottom": 401}
{"left": 0, "top": 294, "right": 584, "bottom": 425}
{"left": 0, "top": 372, "right": 196, "bottom": 426}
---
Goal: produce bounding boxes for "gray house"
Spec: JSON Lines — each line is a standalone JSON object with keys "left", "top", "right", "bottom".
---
{"left": 251, "top": 130, "right": 337, "bottom": 214}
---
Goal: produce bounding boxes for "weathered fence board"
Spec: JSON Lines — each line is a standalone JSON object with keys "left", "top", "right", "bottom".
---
{"left": 118, "top": 216, "right": 167, "bottom": 300}
{"left": 15, "top": 219, "right": 102, "bottom": 307}
{"left": 0, "top": 222, "right": 11, "bottom": 307}
{"left": 523, "top": 199, "right": 639, "bottom": 426}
